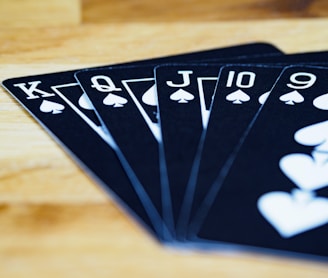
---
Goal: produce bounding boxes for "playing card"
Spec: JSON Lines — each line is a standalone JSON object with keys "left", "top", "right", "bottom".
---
{"left": 2, "top": 42, "right": 282, "bottom": 241}
{"left": 178, "top": 65, "right": 284, "bottom": 238}
{"left": 127, "top": 42, "right": 282, "bottom": 65}
{"left": 194, "top": 66, "right": 328, "bottom": 260}
{"left": 76, "top": 43, "right": 282, "bottom": 142}
{"left": 74, "top": 43, "right": 281, "bottom": 237}
{"left": 2, "top": 72, "right": 163, "bottom": 238}
{"left": 243, "top": 50, "right": 328, "bottom": 65}
{"left": 76, "top": 66, "right": 177, "bottom": 235}
{"left": 154, "top": 64, "right": 226, "bottom": 233}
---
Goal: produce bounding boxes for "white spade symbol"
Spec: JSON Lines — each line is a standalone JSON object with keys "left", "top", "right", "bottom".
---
{"left": 141, "top": 85, "right": 158, "bottom": 106}
{"left": 279, "top": 90, "right": 304, "bottom": 105}
{"left": 313, "top": 93, "right": 328, "bottom": 110}
{"left": 280, "top": 152, "right": 328, "bottom": 191}
{"left": 258, "top": 189, "right": 328, "bottom": 238}
{"left": 170, "top": 89, "right": 194, "bottom": 103}
{"left": 78, "top": 93, "right": 94, "bottom": 110}
{"left": 258, "top": 91, "right": 271, "bottom": 105}
{"left": 294, "top": 120, "right": 328, "bottom": 153}
{"left": 103, "top": 93, "right": 128, "bottom": 108}
{"left": 225, "top": 89, "right": 250, "bottom": 104}
{"left": 39, "top": 100, "right": 65, "bottom": 114}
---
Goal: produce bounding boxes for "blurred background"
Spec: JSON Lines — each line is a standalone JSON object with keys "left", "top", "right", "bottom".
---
{"left": 82, "top": 0, "right": 328, "bottom": 22}
{"left": 0, "top": 0, "right": 328, "bottom": 27}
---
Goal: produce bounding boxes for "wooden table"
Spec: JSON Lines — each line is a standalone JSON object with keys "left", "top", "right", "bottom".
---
{"left": 0, "top": 1, "right": 328, "bottom": 277}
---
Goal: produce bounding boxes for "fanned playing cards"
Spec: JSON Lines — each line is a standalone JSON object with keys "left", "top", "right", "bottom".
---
{"left": 3, "top": 42, "right": 328, "bottom": 261}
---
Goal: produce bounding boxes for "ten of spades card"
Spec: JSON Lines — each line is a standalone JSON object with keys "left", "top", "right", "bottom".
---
{"left": 182, "top": 65, "right": 284, "bottom": 238}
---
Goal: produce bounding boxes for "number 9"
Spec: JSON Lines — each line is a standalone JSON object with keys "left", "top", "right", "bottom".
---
{"left": 287, "top": 72, "right": 316, "bottom": 90}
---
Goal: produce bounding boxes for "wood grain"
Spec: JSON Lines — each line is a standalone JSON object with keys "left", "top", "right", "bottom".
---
{"left": 82, "top": 0, "right": 328, "bottom": 22}
{"left": 0, "top": 13, "right": 328, "bottom": 278}
{"left": 1, "top": 0, "right": 328, "bottom": 27}
{"left": 0, "top": 203, "right": 327, "bottom": 278}
{"left": 0, "top": 0, "right": 81, "bottom": 27}
{"left": 0, "top": 19, "right": 328, "bottom": 66}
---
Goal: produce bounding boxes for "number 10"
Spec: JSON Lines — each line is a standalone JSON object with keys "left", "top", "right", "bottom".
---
{"left": 226, "top": 71, "right": 256, "bottom": 88}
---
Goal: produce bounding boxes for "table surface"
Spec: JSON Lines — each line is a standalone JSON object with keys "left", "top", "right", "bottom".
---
{"left": 1, "top": 1, "right": 328, "bottom": 277}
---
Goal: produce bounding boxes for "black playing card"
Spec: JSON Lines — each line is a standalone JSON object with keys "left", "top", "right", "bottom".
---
{"left": 74, "top": 44, "right": 282, "bottom": 237}
{"left": 1, "top": 73, "right": 163, "bottom": 239}
{"left": 194, "top": 66, "right": 328, "bottom": 261}
{"left": 78, "top": 42, "right": 282, "bottom": 140}
{"left": 179, "top": 65, "right": 284, "bottom": 238}
{"left": 154, "top": 64, "right": 226, "bottom": 234}
{"left": 243, "top": 50, "right": 328, "bottom": 65}
{"left": 76, "top": 66, "right": 176, "bottom": 237}
{"left": 2, "top": 42, "right": 282, "bottom": 241}
{"left": 121, "top": 42, "right": 282, "bottom": 65}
